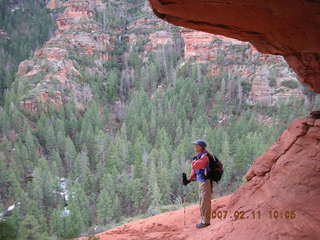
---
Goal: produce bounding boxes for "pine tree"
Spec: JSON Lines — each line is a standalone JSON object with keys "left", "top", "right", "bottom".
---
{"left": 64, "top": 102, "right": 78, "bottom": 138}
{"left": 0, "top": 219, "right": 18, "bottom": 240}
{"left": 18, "top": 215, "right": 43, "bottom": 240}
{"left": 97, "top": 173, "right": 121, "bottom": 222}
{"left": 44, "top": 123, "right": 57, "bottom": 154}
{"left": 219, "top": 133, "right": 234, "bottom": 192}
{"left": 56, "top": 129, "right": 66, "bottom": 156}
{"left": 24, "top": 127, "right": 37, "bottom": 163}
{"left": 32, "top": 158, "right": 57, "bottom": 218}
{"left": 72, "top": 181, "right": 91, "bottom": 227}
{"left": 48, "top": 150, "right": 63, "bottom": 175}
{"left": 97, "top": 187, "right": 114, "bottom": 225}
{"left": 7, "top": 167, "right": 24, "bottom": 201}
{"left": 63, "top": 182, "right": 89, "bottom": 238}
{"left": 64, "top": 136, "right": 77, "bottom": 174}
{"left": 64, "top": 200, "right": 85, "bottom": 238}
{"left": 49, "top": 208, "right": 64, "bottom": 238}
{"left": 106, "top": 69, "right": 120, "bottom": 101}
{"left": 36, "top": 113, "right": 49, "bottom": 145}
{"left": 74, "top": 148, "right": 92, "bottom": 194}
{"left": 147, "top": 159, "right": 161, "bottom": 213}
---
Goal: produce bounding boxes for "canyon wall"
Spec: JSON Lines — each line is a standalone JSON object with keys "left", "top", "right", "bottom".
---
{"left": 15, "top": 0, "right": 307, "bottom": 113}
{"left": 128, "top": 16, "right": 304, "bottom": 106}
{"left": 17, "top": 0, "right": 110, "bottom": 112}
{"left": 180, "top": 30, "right": 303, "bottom": 105}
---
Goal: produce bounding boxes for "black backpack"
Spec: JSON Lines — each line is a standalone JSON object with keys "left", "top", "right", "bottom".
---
{"left": 205, "top": 153, "right": 224, "bottom": 183}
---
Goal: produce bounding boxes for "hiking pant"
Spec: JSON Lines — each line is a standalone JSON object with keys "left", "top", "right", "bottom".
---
{"left": 198, "top": 179, "right": 212, "bottom": 224}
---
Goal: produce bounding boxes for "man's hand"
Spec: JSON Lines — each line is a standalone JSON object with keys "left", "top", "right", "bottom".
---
{"left": 182, "top": 173, "right": 190, "bottom": 186}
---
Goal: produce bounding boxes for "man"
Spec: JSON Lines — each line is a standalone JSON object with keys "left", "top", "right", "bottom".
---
{"left": 183, "top": 139, "right": 212, "bottom": 229}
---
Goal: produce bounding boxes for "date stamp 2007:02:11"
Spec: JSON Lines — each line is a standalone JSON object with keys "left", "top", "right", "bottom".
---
{"left": 212, "top": 210, "right": 297, "bottom": 221}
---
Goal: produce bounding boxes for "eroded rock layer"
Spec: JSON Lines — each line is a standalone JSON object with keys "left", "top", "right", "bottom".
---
{"left": 17, "top": 0, "right": 110, "bottom": 112}
{"left": 15, "top": 0, "right": 308, "bottom": 112}
{"left": 128, "top": 14, "right": 304, "bottom": 106}
{"left": 148, "top": 0, "right": 320, "bottom": 93}
{"left": 180, "top": 30, "right": 303, "bottom": 105}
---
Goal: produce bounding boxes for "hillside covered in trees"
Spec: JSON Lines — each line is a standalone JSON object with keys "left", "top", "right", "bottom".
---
{"left": 0, "top": 0, "right": 319, "bottom": 239}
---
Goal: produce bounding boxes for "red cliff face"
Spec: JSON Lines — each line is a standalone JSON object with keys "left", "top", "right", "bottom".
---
{"left": 127, "top": 13, "right": 304, "bottom": 106}
{"left": 80, "top": 116, "right": 320, "bottom": 240}
{"left": 17, "top": 0, "right": 110, "bottom": 112}
{"left": 148, "top": 0, "right": 320, "bottom": 93}
{"left": 180, "top": 29, "right": 303, "bottom": 105}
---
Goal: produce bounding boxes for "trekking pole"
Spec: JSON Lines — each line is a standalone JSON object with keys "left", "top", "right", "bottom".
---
{"left": 181, "top": 171, "right": 189, "bottom": 228}
{"left": 182, "top": 184, "right": 186, "bottom": 227}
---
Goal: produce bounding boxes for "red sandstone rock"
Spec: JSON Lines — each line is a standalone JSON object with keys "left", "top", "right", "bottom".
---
{"left": 179, "top": 29, "right": 303, "bottom": 105}
{"left": 127, "top": 4, "right": 303, "bottom": 105}
{"left": 81, "top": 117, "right": 320, "bottom": 240}
{"left": 145, "top": 30, "right": 173, "bottom": 52}
{"left": 18, "top": 0, "right": 111, "bottom": 113}
{"left": 181, "top": 30, "right": 217, "bottom": 62}
{"left": 148, "top": 0, "right": 320, "bottom": 93}
{"left": 35, "top": 47, "right": 68, "bottom": 60}
{"left": 128, "top": 10, "right": 304, "bottom": 105}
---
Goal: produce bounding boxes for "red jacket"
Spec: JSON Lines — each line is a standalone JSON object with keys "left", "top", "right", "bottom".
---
{"left": 189, "top": 153, "right": 209, "bottom": 181}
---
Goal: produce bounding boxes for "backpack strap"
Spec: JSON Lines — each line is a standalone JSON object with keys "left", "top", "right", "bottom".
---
{"left": 200, "top": 152, "right": 208, "bottom": 159}
{"left": 193, "top": 152, "right": 208, "bottom": 160}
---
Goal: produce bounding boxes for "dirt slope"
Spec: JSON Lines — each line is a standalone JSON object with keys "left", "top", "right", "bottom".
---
{"left": 80, "top": 196, "right": 230, "bottom": 240}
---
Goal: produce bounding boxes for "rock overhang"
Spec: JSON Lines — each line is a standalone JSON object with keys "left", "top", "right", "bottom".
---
{"left": 148, "top": 0, "right": 320, "bottom": 93}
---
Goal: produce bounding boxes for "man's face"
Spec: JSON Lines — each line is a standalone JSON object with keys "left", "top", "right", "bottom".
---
{"left": 193, "top": 144, "right": 203, "bottom": 153}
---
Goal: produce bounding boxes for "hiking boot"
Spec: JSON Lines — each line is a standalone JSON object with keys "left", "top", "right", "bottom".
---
{"left": 196, "top": 223, "right": 210, "bottom": 229}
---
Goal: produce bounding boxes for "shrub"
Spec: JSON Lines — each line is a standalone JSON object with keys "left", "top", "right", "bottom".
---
{"left": 88, "top": 235, "right": 100, "bottom": 240}
{"left": 0, "top": 221, "right": 18, "bottom": 240}
{"left": 268, "top": 77, "right": 277, "bottom": 87}
{"left": 280, "top": 80, "right": 298, "bottom": 89}
{"left": 241, "top": 81, "right": 252, "bottom": 96}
